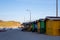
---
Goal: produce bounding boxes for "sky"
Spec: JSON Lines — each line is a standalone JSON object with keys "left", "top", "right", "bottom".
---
{"left": 0, "top": 0, "right": 60, "bottom": 23}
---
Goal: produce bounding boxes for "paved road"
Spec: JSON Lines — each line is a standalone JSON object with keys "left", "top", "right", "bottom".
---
{"left": 0, "top": 29, "right": 60, "bottom": 40}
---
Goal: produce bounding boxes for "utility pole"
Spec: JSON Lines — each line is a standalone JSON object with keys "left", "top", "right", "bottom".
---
{"left": 30, "top": 10, "right": 31, "bottom": 22}
{"left": 26, "top": 9, "right": 31, "bottom": 22}
{"left": 24, "top": 16, "right": 25, "bottom": 22}
{"left": 56, "top": 0, "right": 58, "bottom": 17}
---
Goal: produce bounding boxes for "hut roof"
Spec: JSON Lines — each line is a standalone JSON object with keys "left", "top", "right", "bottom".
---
{"left": 38, "top": 19, "right": 45, "bottom": 21}
{"left": 45, "top": 16, "right": 60, "bottom": 20}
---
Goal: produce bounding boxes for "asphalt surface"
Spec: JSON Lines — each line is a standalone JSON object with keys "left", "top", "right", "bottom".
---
{"left": 0, "top": 29, "right": 60, "bottom": 40}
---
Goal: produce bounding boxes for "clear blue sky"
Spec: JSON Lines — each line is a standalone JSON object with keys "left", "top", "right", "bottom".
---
{"left": 0, "top": 0, "right": 60, "bottom": 23}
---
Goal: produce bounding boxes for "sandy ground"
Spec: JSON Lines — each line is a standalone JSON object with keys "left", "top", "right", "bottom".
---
{"left": 0, "top": 29, "right": 60, "bottom": 40}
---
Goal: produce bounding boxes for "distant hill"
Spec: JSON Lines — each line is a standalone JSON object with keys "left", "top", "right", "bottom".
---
{"left": 0, "top": 20, "right": 21, "bottom": 28}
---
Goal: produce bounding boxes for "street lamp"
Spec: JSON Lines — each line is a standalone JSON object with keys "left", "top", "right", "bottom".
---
{"left": 26, "top": 9, "right": 31, "bottom": 22}
{"left": 56, "top": 0, "right": 58, "bottom": 17}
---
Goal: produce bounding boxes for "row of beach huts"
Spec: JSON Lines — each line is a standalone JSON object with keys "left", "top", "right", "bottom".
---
{"left": 21, "top": 16, "right": 60, "bottom": 36}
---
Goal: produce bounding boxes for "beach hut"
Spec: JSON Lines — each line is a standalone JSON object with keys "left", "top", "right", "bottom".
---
{"left": 27, "top": 22, "right": 32, "bottom": 31}
{"left": 45, "top": 17, "right": 60, "bottom": 36}
{"left": 36, "top": 20, "right": 40, "bottom": 33}
{"left": 40, "top": 19, "right": 46, "bottom": 34}
{"left": 36, "top": 19, "right": 46, "bottom": 34}
{"left": 21, "top": 22, "right": 29, "bottom": 31}
{"left": 31, "top": 21, "right": 37, "bottom": 32}
{"left": 34, "top": 21, "right": 38, "bottom": 32}
{"left": 31, "top": 22, "right": 35, "bottom": 32}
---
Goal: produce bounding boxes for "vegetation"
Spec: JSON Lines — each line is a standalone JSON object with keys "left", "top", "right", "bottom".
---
{"left": 0, "top": 20, "right": 21, "bottom": 28}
